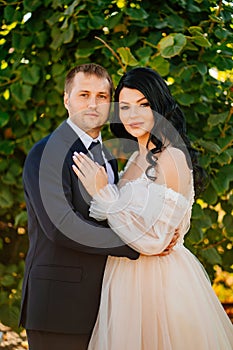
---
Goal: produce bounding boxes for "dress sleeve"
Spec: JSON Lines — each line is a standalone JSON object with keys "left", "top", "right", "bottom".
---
{"left": 89, "top": 180, "right": 190, "bottom": 255}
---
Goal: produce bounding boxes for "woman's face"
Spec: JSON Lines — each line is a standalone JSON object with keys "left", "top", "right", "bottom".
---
{"left": 119, "top": 87, "right": 154, "bottom": 146}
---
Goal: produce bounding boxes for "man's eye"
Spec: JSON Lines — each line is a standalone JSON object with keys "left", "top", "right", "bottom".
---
{"left": 98, "top": 95, "right": 107, "bottom": 99}
{"left": 80, "top": 93, "right": 88, "bottom": 97}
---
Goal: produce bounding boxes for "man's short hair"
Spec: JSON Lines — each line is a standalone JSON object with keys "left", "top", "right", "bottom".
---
{"left": 65, "top": 63, "right": 114, "bottom": 99}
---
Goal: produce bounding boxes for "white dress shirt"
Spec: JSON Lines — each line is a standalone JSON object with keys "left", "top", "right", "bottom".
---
{"left": 67, "top": 118, "right": 115, "bottom": 184}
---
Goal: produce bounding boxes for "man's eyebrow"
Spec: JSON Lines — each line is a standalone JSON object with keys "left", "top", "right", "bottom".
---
{"left": 77, "top": 90, "right": 109, "bottom": 94}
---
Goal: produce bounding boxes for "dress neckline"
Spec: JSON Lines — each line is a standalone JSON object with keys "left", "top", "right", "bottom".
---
{"left": 119, "top": 150, "right": 194, "bottom": 203}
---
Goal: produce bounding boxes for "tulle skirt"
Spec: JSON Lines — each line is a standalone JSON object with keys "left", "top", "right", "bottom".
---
{"left": 88, "top": 246, "right": 233, "bottom": 350}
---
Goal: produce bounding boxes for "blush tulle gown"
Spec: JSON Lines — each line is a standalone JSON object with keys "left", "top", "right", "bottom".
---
{"left": 87, "top": 152, "right": 233, "bottom": 350}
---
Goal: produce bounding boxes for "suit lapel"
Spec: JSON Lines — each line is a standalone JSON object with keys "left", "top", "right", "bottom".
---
{"left": 57, "top": 121, "right": 119, "bottom": 183}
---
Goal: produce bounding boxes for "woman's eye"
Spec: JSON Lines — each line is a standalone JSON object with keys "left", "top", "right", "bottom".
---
{"left": 120, "top": 105, "right": 129, "bottom": 110}
{"left": 140, "top": 102, "right": 150, "bottom": 108}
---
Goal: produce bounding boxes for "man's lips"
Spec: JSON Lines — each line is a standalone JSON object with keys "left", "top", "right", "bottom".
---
{"left": 85, "top": 112, "right": 99, "bottom": 117}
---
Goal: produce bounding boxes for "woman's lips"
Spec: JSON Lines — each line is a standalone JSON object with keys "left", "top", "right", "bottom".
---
{"left": 128, "top": 122, "right": 144, "bottom": 128}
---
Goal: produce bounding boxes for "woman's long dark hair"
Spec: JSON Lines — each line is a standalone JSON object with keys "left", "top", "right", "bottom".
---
{"left": 111, "top": 67, "right": 205, "bottom": 197}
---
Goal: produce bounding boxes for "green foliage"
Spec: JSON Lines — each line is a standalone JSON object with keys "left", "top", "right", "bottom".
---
{"left": 0, "top": 0, "right": 233, "bottom": 329}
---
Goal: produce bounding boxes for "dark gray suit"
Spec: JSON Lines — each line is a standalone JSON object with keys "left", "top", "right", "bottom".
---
{"left": 20, "top": 121, "right": 139, "bottom": 348}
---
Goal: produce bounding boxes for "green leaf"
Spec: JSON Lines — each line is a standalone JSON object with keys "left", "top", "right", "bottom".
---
{"left": 211, "top": 165, "right": 233, "bottom": 195}
{"left": 12, "top": 33, "right": 32, "bottom": 50}
{"left": 176, "top": 93, "right": 194, "bottom": 106}
{"left": 46, "top": 13, "right": 62, "bottom": 26}
{"left": 0, "top": 112, "right": 10, "bottom": 127}
{"left": 158, "top": 33, "right": 187, "bottom": 58}
{"left": 64, "top": 0, "right": 80, "bottom": 15}
{"left": 223, "top": 214, "right": 233, "bottom": 236}
{"left": 188, "top": 26, "right": 203, "bottom": 36}
{"left": 135, "top": 46, "right": 153, "bottom": 65}
{"left": 18, "top": 110, "right": 37, "bottom": 126}
{"left": 207, "top": 112, "right": 228, "bottom": 127}
{"left": 106, "top": 12, "right": 123, "bottom": 29}
{"left": 0, "top": 141, "right": 15, "bottom": 155}
{"left": 51, "top": 63, "right": 66, "bottom": 77}
{"left": 14, "top": 211, "right": 28, "bottom": 227}
{"left": 88, "top": 15, "right": 105, "bottom": 29}
{"left": 200, "top": 248, "right": 222, "bottom": 265}
{"left": 3, "top": 6, "right": 15, "bottom": 22}
{"left": 191, "top": 203, "right": 203, "bottom": 219}
{"left": 34, "top": 31, "right": 48, "bottom": 48}
{"left": 202, "top": 183, "right": 218, "bottom": 205}
{"left": 0, "top": 186, "right": 14, "bottom": 208}
{"left": 125, "top": 8, "right": 149, "bottom": 20}
{"left": 192, "top": 35, "right": 211, "bottom": 48}
{"left": 214, "top": 27, "right": 229, "bottom": 40}
{"left": 196, "top": 62, "right": 207, "bottom": 75}
{"left": 187, "top": 226, "right": 203, "bottom": 243}
{"left": 166, "top": 14, "right": 185, "bottom": 31}
{"left": 50, "top": 27, "right": 64, "bottom": 50}
{"left": 1, "top": 275, "right": 15, "bottom": 287}
{"left": 2, "top": 172, "right": 16, "bottom": 185}
{"left": 22, "top": 65, "right": 41, "bottom": 85}
{"left": 0, "top": 305, "right": 20, "bottom": 330}
{"left": 75, "top": 48, "right": 92, "bottom": 59}
{"left": 209, "top": 14, "right": 223, "bottom": 24}
{"left": 63, "top": 22, "right": 74, "bottom": 43}
{"left": 117, "top": 47, "right": 138, "bottom": 67}
{"left": 215, "top": 151, "right": 232, "bottom": 166}
{"left": 217, "top": 135, "right": 233, "bottom": 150}
{"left": 9, "top": 160, "right": 22, "bottom": 176}
{"left": 10, "top": 83, "right": 32, "bottom": 104}
{"left": 197, "top": 139, "right": 222, "bottom": 154}
{"left": 0, "top": 159, "right": 8, "bottom": 172}
{"left": 150, "top": 56, "right": 170, "bottom": 76}
{"left": 23, "top": 0, "right": 41, "bottom": 11}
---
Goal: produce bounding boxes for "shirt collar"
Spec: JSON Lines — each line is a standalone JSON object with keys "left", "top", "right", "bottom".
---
{"left": 66, "top": 118, "right": 102, "bottom": 150}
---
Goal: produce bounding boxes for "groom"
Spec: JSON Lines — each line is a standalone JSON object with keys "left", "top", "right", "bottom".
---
{"left": 20, "top": 63, "right": 140, "bottom": 350}
{"left": 20, "top": 63, "right": 178, "bottom": 350}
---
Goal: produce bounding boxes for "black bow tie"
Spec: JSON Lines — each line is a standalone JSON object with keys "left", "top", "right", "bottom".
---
{"left": 88, "top": 141, "right": 106, "bottom": 170}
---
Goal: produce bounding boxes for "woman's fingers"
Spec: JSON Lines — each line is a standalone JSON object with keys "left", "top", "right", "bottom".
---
{"left": 72, "top": 163, "right": 85, "bottom": 181}
{"left": 73, "top": 152, "right": 98, "bottom": 176}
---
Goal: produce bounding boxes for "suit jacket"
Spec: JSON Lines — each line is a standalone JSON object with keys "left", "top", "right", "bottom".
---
{"left": 19, "top": 121, "right": 139, "bottom": 334}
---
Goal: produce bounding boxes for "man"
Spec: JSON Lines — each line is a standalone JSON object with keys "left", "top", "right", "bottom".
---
{"left": 20, "top": 63, "right": 177, "bottom": 350}
{"left": 20, "top": 63, "right": 140, "bottom": 350}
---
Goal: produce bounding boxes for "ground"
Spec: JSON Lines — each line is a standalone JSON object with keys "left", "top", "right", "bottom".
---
{"left": 0, "top": 323, "right": 28, "bottom": 350}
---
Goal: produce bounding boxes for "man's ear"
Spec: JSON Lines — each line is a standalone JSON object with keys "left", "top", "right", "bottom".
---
{"left": 64, "top": 92, "right": 69, "bottom": 109}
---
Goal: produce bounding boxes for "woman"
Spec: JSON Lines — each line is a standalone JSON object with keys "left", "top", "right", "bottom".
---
{"left": 72, "top": 67, "right": 233, "bottom": 349}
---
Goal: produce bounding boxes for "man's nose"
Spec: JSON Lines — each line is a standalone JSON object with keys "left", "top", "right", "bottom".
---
{"left": 88, "top": 95, "right": 97, "bottom": 108}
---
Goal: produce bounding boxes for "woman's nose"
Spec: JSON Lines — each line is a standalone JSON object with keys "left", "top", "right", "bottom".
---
{"left": 128, "top": 104, "right": 139, "bottom": 118}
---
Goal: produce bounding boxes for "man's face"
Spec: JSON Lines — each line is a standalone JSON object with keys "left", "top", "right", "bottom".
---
{"left": 64, "top": 72, "right": 111, "bottom": 138}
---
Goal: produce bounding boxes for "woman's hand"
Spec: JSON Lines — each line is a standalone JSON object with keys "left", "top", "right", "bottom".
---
{"left": 72, "top": 152, "right": 108, "bottom": 197}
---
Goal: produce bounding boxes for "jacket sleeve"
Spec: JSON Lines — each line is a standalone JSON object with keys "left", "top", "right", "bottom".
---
{"left": 23, "top": 137, "right": 139, "bottom": 259}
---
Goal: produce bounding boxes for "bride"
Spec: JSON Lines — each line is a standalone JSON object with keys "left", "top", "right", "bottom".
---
{"left": 72, "top": 67, "right": 233, "bottom": 349}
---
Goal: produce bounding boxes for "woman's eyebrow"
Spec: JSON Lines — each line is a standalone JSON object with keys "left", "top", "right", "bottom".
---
{"left": 120, "top": 97, "right": 147, "bottom": 104}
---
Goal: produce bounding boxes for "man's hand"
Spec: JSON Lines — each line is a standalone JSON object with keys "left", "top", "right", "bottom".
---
{"left": 157, "top": 228, "right": 180, "bottom": 257}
